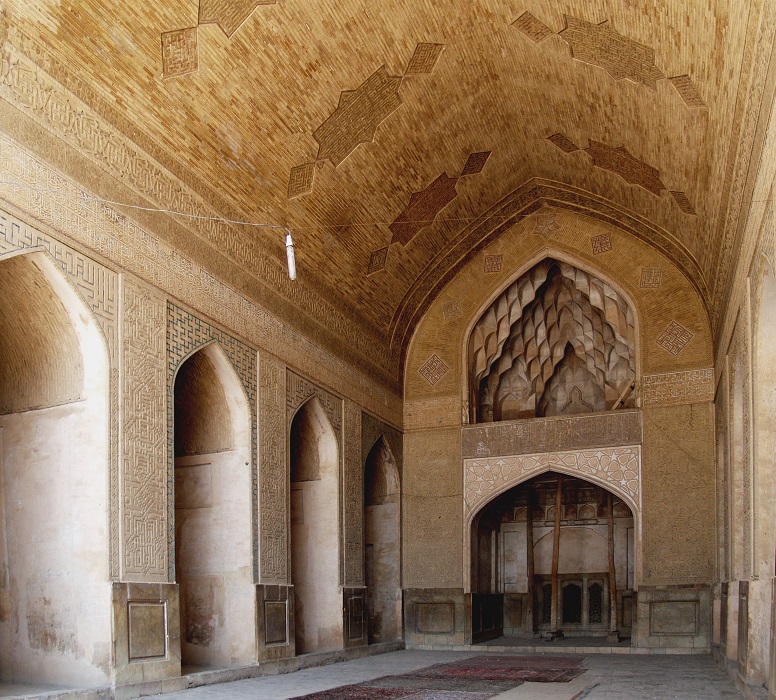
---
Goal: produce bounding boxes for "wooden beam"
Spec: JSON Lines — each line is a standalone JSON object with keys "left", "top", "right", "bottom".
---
{"left": 551, "top": 475, "right": 563, "bottom": 633}
{"left": 608, "top": 492, "right": 619, "bottom": 638}
{"left": 526, "top": 491, "right": 535, "bottom": 633}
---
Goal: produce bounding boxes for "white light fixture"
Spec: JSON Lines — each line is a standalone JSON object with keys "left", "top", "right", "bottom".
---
{"left": 285, "top": 232, "right": 296, "bottom": 280}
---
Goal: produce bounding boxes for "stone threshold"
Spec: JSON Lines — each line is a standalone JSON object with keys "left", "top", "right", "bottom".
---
{"left": 0, "top": 641, "right": 405, "bottom": 700}
{"left": 406, "top": 642, "right": 710, "bottom": 655}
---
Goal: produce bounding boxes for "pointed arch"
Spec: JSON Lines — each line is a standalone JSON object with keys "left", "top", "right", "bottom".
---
{"left": 173, "top": 339, "right": 255, "bottom": 667}
{"left": 363, "top": 435, "right": 402, "bottom": 644}
{"left": 290, "top": 396, "right": 342, "bottom": 653}
{"left": 0, "top": 250, "right": 111, "bottom": 685}
{"left": 463, "top": 448, "right": 642, "bottom": 593}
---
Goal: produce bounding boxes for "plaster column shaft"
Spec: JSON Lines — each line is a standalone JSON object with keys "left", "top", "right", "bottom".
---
{"left": 551, "top": 475, "right": 563, "bottom": 632}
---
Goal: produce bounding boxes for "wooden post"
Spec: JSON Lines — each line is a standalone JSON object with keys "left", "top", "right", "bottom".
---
{"left": 607, "top": 492, "right": 620, "bottom": 641}
{"left": 550, "top": 475, "right": 563, "bottom": 637}
{"left": 526, "top": 491, "right": 535, "bottom": 633}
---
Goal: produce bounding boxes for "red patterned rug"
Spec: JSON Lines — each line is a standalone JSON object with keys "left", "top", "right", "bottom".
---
{"left": 291, "top": 655, "right": 586, "bottom": 698}
{"left": 408, "top": 655, "right": 586, "bottom": 683}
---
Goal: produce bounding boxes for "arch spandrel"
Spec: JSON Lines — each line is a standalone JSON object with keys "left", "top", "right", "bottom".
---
{"left": 463, "top": 446, "right": 641, "bottom": 527}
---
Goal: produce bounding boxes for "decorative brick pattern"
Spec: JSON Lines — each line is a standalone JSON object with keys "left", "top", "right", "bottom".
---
{"left": 405, "top": 43, "right": 444, "bottom": 75}
{"left": 533, "top": 211, "right": 560, "bottom": 239}
{"left": 418, "top": 354, "right": 449, "bottom": 385}
{"left": 0, "top": 44, "right": 390, "bottom": 377}
{"left": 461, "top": 151, "right": 491, "bottom": 176}
{"left": 671, "top": 191, "right": 697, "bottom": 216}
{"left": 442, "top": 299, "right": 462, "bottom": 322}
{"left": 314, "top": 67, "right": 403, "bottom": 167}
{"left": 198, "top": 0, "right": 276, "bottom": 37}
{"left": 591, "top": 233, "right": 612, "bottom": 254}
{"left": 657, "top": 321, "right": 694, "bottom": 355}
{"left": 559, "top": 16, "right": 664, "bottom": 88}
{"left": 484, "top": 254, "right": 502, "bottom": 273}
{"left": 390, "top": 173, "right": 459, "bottom": 246}
{"left": 0, "top": 138, "right": 399, "bottom": 427}
{"left": 547, "top": 133, "right": 579, "bottom": 153}
{"left": 640, "top": 267, "right": 663, "bottom": 288}
{"left": 585, "top": 141, "right": 666, "bottom": 196}
{"left": 512, "top": 11, "right": 554, "bottom": 43}
{"left": 367, "top": 247, "right": 388, "bottom": 275}
{"left": 287, "top": 162, "right": 315, "bottom": 198}
{"left": 161, "top": 28, "right": 198, "bottom": 78}
{"left": 669, "top": 75, "right": 706, "bottom": 108}
{"left": 167, "top": 303, "right": 258, "bottom": 579}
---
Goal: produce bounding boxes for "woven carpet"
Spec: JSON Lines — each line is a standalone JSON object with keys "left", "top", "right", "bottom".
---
{"left": 291, "top": 654, "right": 587, "bottom": 699}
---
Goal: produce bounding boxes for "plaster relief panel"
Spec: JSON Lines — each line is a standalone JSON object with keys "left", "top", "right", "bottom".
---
{"left": 259, "top": 353, "right": 288, "bottom": 583}
{"left": 463, "top": 446, "right": 641, "bottom": 523}
{"left": 343, "top": 401, "right": 363, "bottom": 586}
{"left": 123, "top": 279, "right": 167, "bottom": 581}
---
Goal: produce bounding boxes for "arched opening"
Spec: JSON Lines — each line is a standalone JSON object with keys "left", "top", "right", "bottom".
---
{"left": 470, "top": 471, "right": 634, "bottom": 643}
{"left": 468, "top": 257, "right": 636, "bottom": 423}
{"left": 290, "top": 398, "right": 341, "bottom": 654}
{"left": 363, "top": 436, "right": 401, "bottom": 644}
{"left": 0, "top": 252, "right": 111, "bottom": 686}
{"left": 173, "top": 343, "right": 255, "bottom": 669}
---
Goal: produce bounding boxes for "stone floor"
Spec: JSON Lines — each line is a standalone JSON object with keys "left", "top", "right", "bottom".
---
{"left": 156, "top": 650, "right": 743, "bottom": 700}
{"left": 0, "top": 649, "right": 750, "bottom": 700}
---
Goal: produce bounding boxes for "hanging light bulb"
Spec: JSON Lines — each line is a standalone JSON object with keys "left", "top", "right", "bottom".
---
{"left": 285, "top": 231, "right": 296, "bottom": 280}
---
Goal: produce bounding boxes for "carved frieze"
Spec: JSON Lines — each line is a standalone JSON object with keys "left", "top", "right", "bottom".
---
{"left": 462, "top": 410, "right": 642, "bottom": 459}
{"left": 642, "top": 369, "right": 714, "bottom": 407}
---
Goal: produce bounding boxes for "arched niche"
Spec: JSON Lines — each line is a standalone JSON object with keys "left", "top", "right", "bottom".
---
{"left": 289, "top": 397, "right": 342, "bottom": 654}
{"left": 463, "top": 447, "right": 641, "bottom": 594}
{"left": 0, "top": 250, "right": 111, "bottom": 686}
{"left": 466, "top": 255, "right": 638, "bottom": 423}
{"left": 363, "top": 436, "right": 401, "bottom": 644}
{"left": 173, "top": 341, "right": 255, "bottom": 668}
{"left": 469, "top": 470, "right": 635, "bottom": 638}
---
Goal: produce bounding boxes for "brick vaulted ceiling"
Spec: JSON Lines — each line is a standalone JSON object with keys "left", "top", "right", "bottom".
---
{"left": 2, "top": 1, "right": 775, "bottom": 384}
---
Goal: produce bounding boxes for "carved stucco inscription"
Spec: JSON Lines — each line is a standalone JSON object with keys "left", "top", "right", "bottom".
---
{"left": 461, "top": 410, "right": 642, "bottom": 459}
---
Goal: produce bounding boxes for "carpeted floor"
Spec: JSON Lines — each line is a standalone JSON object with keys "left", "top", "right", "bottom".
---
{"left": 290, "top": 654, "right": 587, "bottom": 699}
